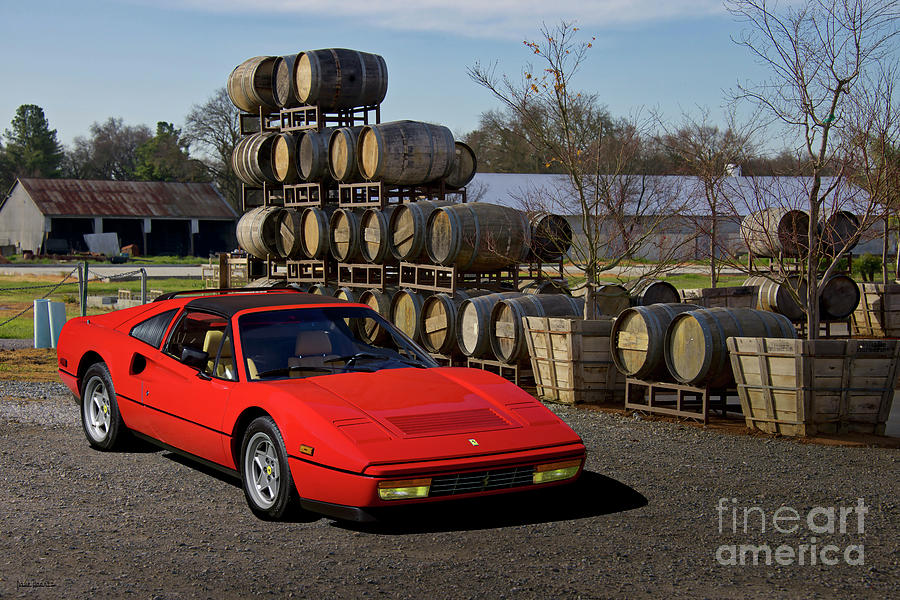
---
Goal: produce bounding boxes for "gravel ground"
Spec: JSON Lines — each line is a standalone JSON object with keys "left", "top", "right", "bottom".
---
{"left": 0, "top": 381, "right": 897, "bottom": 599}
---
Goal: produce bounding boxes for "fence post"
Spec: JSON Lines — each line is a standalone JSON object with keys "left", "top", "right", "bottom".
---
{"left": 140, "top": 268, "right": 148, "bottom": 304}
{"left": 80, "top": 262, "right": 88, "bottom": 317}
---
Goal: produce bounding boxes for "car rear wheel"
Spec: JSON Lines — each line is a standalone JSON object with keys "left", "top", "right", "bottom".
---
{"left": 240, "top": 416, "right": 298, "bottom": 520}
{"left": 80, "top": 362, "right": 126, "bottom": 450}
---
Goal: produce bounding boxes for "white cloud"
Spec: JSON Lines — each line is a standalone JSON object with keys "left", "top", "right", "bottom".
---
{"left": 159, "top": 0, "right": 726, "bottom": 38}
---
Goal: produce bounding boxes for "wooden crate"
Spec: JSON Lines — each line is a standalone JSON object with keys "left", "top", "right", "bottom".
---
{"left": 680, "top": 286, "right": 758, "bottom": 309}
{"left": 523, "top": 317, "right": 624, "bottom": 405}
{"left": 727, "top": 336, "right": 900, "bottom": 436}
{"left": 850, "top": 282, "right": 900, "bottom": 337}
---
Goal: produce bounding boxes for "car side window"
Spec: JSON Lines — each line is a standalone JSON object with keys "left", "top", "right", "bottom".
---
{"left": 129, "top": 309, "right": 178, "bottom": 348}
{"left": 164, "top": 311, "right": 231, "bottom": 378}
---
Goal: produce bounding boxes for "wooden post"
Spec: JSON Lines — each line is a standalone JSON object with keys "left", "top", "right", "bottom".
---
{"left": 218, "top": 253, "right": 230, "bottom": 289}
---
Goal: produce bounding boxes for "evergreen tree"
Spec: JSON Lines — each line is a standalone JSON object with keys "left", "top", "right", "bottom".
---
{"left": 2, "top": 104, "right": 64, "bottom": 187}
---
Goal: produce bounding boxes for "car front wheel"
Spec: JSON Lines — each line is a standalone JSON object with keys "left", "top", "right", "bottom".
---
{"left": 80, "top": 362, "right": 126, "bottom": 450}
{"left": 240, "top": 416, "right": 298, "bottom": 520}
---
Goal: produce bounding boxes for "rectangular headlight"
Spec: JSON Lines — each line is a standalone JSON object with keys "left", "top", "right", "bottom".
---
{"left": 377, "top": 478, "right": 432, "bottom": 500}
{"left": 533, "top": 459, "right": 582, "bottom": 484}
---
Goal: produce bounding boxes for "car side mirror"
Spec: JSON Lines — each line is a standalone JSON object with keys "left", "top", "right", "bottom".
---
{"left": 181, "top": 347, "right": 209, "bottom": 370}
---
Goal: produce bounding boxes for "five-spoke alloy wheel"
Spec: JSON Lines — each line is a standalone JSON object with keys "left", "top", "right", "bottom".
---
{"left": 80, "top": 362, "right": 125, "bottom": 450}
{"left": 240, "top": 416, "right": 297, "bottom": 520}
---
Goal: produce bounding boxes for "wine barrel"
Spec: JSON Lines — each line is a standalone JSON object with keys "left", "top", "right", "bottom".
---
{"left": 665, "top": 307, "right": 796, "bottom": 388}
{"left": 819, "top": 273, "right": 860, "bottom": 320}
{"left": 359, "top": 288, "right": 396, "bottom": 344}
{"left": 490, "top": 294, "right": 585, "bottom": 364}
{"left": 390, "top": 289, "right": 430, "bottom": 342}
{"left": 740, "top": 208, "right": 810, "bottom": 258}
{"left": 611, "top": 303, "right": 701, "bottom": 381}
{"left": 743, "top": 275, "right": 806, "bottom": 321}
{"left": 298, "top": 206, "right": 335, "bottom": 259}
{"left": 328, "top": 126, "right": 365, "bottom": 182}
{"left": 457, "top": 292, "right": 525, "bottom": 358}
{"left": 273, "top": 133, "right": 301, "bottom": 184}
{"left": 308, "top": 283, "right": 337, "bottom": 297}
{"left": 518, "top": 280, "right": 570, "bottom": 295}
{"left": 626, "top": 279, "right": 681, "bottom": 306}
{"left": 358, "top": 120, "right": 455, "bottom": 185}
{"left": 297, "top": 128, "right": 335, "bottom": 182}
{"left": 274, "top": 208, "right": 304, "bottom": 258}
{"left": 426, "top": 203, "right": 531, "bottom": 271}
{"left": 444, "top": 141, "right": 477, "bottom": 189}
{"left": 818, "top": 211, "right": 860, "bottom": 256}
{"left": 580, "top": 284, "right": 631, "bottom": 317}
{"left": 273, "top": 53, "right": 301, "bottom": 108}
{"left": 231, "top": 132, "right": 279, "bottom": 186}
{"left": 329, "top": 208, "right": 364, "bottom": 263}
{"left": 389, "top": 200, "right": 453, "bottom": 262}
{"left": 236, "top": 206, "right": 282, "bottom": 260}
{"left": 528, "top": 212, "right": 573, "bottom": 262}
{"left": 419, "top": 289, "right": 491, "bottom": 355}
{"left": 227, "top": 56, "right": 278, "bottom": 113}
{"left": 295, "top": 48, "right": 388, "bottom": 110}
{"left": 360, "top": 206, "right": 396, "bottom": 264}
{"left": 335, "top": 287, "right": 363, "bottom": 335}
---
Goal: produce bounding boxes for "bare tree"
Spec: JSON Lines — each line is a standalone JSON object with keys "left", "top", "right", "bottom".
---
{"left": 469, "top": 22, "right": 691, "bottom": 317}
{"left": 184, "top": 87, "right": 242, "bottom": 210}
{"left": 658, "top": 108, "right": 757, "bottom": 287}
{"left": 64, "top": 117, "right": 152, "bottom": 180}
{"left": 727, "top": 0, "right": 899, "bottom": 338}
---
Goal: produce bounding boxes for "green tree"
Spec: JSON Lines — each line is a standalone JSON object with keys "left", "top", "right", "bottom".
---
{"left": 2, "top": 104, "right": 64, "bottom": 188}
{"left": 134, "top": 121, "right": 208, "bottom": 182}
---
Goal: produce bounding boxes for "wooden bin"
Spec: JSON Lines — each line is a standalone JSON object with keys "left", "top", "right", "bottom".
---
{"left": 523, "top": 316, "right": 624, "bottom": 405}
{"left": 850, "top": 282, "right": 900, "bottom": 337}
{"left": 680, "top": 286, "right": 758, "bottom": 309}
{"left": 727, "top": 336, "right": 900, "bottom": 436}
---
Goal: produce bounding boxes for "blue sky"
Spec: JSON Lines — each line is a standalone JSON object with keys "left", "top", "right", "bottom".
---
{"left": 0, "top": 0, "right": 772, "bottom": 151}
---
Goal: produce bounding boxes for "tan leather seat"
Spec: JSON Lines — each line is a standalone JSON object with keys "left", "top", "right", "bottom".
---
{"left": 202, "top": 329, "right": 235, "bottom": 379}
{"left": 288, "top": 330, "right": 337, "bottom": 373}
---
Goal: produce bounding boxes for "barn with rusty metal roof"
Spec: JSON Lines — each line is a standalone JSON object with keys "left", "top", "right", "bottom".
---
{"left": 0, "top": 178, "right": 238, "bottom": 255}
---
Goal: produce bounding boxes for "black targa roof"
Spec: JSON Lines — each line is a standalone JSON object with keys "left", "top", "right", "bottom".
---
{"left": 185, "top": 291, "right": 351, "bottom": 318}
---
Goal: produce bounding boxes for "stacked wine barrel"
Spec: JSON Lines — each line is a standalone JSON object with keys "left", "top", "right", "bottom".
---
{"left": 226, "top": 47, "right": 581, "bottom": 366}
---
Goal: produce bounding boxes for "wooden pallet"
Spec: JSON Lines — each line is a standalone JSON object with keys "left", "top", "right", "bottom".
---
{"left": 466, "top": 357, "right": 533, "bottom": 387}
{"left": 279, "top": 104, "right": 381, "bottom": 132}
{"left": 624, "top": 378, "right": 739, "bottom": 424}
{"left": 338, "top": 182, "right": 466, "bottom": 209}
{"left": 282, "top": 182, "right": 336, "bottom": 207}
{"left": 336, "top": 263, "right": 399, "bottom": 290}
{"left": 239, "top": 109, "right": 280, "bottom": 135}
{"left": 286, "top": 259, "right": 335, "bottom": 284}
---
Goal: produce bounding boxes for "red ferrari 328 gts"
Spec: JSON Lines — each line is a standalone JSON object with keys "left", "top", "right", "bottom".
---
{"left": 57, "top": 289, "right": 586, "bottom": 521}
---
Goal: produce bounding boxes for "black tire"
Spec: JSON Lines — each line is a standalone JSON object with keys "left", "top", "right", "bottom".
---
{"left": 80, "top": 362, "right": 126, "bottom": 450}
{"left": 240, "top": 416, "right": 299, "bottom": 520}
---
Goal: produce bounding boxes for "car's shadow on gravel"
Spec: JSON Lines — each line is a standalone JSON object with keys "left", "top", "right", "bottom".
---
{"left": 336, "top": 471, "right": 647, "bottom": 534}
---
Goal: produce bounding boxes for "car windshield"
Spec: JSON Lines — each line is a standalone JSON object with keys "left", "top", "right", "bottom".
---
{"left": 238, "top": 306, "right": 438, "bottom": 381}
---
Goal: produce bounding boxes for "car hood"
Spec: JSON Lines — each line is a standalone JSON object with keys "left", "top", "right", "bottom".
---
{"left": 287, "top": 367, "right": 584, "bottom": 472}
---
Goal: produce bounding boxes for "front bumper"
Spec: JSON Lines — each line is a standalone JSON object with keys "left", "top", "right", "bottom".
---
{"left": 288, "top": 442, "right": 586, "bottom": 515}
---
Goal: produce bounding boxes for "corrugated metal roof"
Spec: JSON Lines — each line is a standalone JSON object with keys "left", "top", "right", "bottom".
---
{"left": 17, "top": 178, "right": 238, "bottom": 219}
{"left": 469, "top": 173, "right": 868, "bottom": 217}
